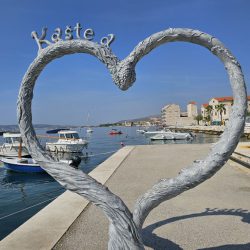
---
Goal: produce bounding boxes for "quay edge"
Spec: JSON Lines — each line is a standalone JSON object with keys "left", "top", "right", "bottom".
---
{"left": 169, "top": 125, "right": 250, "bottom": 138}
{"left": 0, "top": 146, "right": 135, "bottom": 250}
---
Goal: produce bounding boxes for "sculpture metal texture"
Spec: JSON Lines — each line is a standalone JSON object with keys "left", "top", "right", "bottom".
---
{"left": 17, "top": 28, "right": 247, "bottom": 249}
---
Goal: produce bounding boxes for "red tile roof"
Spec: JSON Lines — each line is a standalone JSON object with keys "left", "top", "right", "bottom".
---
{"left": 214, "top": 96, "right": 250, "bottom": 102}
{"left": 202, "top": 103, "right": 209, "bottom": 107}
{"left": 189, "top": 101, "right": 196, "bottom": 105}
{"left": 214, "top": 96, "right": 233, "bottom": 102}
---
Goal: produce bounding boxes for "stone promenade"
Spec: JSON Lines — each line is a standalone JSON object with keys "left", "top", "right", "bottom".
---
{"left": 54, "top": 144, "right": 250, "bottom": 250}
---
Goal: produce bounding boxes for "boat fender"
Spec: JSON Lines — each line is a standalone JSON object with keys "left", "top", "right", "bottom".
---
{"left": 69, "top": 156, "right": 81, "bottom": 168}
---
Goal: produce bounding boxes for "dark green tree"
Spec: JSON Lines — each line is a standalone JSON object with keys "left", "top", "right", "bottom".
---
{"left": 203, "top": 115, "right": 211, "bottom": 125}
{"left": 194, "top": 114, "right": 203, "bottom": 125}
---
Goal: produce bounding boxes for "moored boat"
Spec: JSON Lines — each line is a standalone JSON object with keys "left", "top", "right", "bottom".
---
{"left": 86, "top": 128, "right": 93, "bottom": 133}
{"left": 109, "top": 129, "right": 123, "bottom": 135}
{"left": 150, "top": 134, "right": 175, "bottom": 140}
{"left": 144, "top": 130, "right": 167, "bottom": 136}
{"left": 85, "top": 114, "right": 93, "bottom": 133}
{"left": 46, "top": 130, "right": 88, "bottom": 153}
{"left": 149, "top": 130, "right": 193, "bottom": 140}
{"left": 136, "top": 129, "right": 147, "bottom": 134}
{"left": 1, "top": 157, "right": 44, "bottom": 173}
{"left": 0, "top": 133, "right": 30, "bottom": 157}
{"left": 46, "top": 128, "right": 69, "bottom": 134}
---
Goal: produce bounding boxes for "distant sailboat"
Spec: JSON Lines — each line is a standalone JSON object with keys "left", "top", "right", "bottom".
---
{"left": 86, "top": 128, "right": 93, "bottom": 133}
{"left": 86, "top": 113, "right": 93, "bottom": 133}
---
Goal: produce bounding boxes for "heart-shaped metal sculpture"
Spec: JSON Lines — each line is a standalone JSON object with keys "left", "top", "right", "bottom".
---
{"left": 17, "top": 28, "right": 247, "bottom": 249}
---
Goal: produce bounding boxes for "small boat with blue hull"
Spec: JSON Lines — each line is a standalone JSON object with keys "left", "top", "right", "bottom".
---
{"left": 0, "top": 157, "right": 45, "bottom": 173}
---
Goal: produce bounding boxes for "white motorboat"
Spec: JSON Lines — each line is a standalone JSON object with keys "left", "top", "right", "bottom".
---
{"left": 136, "top": 129, "right": 147, "bottom": 134}
{"left": 0, "top": 133, "right": 30, "bottom": 157}
{"left": 86, "top": 128, "right": 93, "bottom": 133}
{"left": 46, "top": 130, "right": 88, "bottom": 153}
{"left": 86, "top": 114, "right": 93, "bottom": 133}
{"left": 150, "top": 134, "right": 175, "bottom": 140}
{"left": 144, "top": 129, "right": 169, "bottom": 136}
{"left": 149, "top": 130, "right": 193, "bottom": 140}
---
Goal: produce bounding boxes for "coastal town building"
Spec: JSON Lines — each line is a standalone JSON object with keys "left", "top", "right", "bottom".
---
{"left": 187, "top": 101, "right": 198, "bottom": 118}
{"left": 124, "top": 121, "right": 133, "bottom": 127}
{"left": 149, "top": 117, "right": 162, "bottom": 126}
{"left": 161, "top": 102, "right": 198, "bottom": 126}
{"left": 161, "top": 104, "right": 180, "bottom": 126}
{"left": 201, "top": 96, "right": 250, "bottom": 124}
{"left": 201, "top": 103, "right": 208, "bottom": 118}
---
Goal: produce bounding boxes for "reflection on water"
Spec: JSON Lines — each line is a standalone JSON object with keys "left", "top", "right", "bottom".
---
{"left": 0, "top": 127, "right": 221, "bottom": 240}
{"left": 0, "top": 164, "right": 63, "bottom": 240}
{"left": 0, "top": 170, "right": 53, "bottom": 188}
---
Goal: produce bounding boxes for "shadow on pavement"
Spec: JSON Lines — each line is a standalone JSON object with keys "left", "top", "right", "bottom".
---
{"left": 200, "top": 242, "right": 250, "bottom": 249}
{"left": 142, "top": 208, "right": 250, "bottom": 250}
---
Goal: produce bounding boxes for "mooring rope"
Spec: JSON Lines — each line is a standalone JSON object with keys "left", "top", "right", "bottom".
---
{"left": 0, "top": 196, "right": 58, "bottom": 221}
{"left": 0, "top": 150, "right": 118, "bottom": 221}
{"left": 86, "top": 150, "right": 117, "bottom": 157}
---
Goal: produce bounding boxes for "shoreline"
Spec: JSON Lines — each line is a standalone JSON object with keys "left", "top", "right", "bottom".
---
{"left": 169, "top": 125, "right": 250, "bottom": 138}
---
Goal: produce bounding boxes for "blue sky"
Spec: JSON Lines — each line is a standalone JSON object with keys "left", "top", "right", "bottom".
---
{"left": 0, "top": 0, "right": 249, "bottom": 125}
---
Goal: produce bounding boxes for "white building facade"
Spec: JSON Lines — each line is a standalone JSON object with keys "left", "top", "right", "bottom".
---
{"left": 187, "top": 101, "right": 198, "bottom": 118}
{"left": 201, "top": 96, "right": 250, "bottom": 125}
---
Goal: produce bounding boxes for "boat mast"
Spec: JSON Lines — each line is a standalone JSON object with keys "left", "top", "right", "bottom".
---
{"left": 18, "top": 138, "right": 22, "bottom": 159}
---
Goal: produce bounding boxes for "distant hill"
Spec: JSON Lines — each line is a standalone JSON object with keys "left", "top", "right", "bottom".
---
{"left": 0, "top": 124, "right": 79, "bottom": 132}
{"left": 117, "top": 114, "right": 161, "bottom": 123}
{"left": 33, "top": 124, "right": 78, "bottom": 129}
{"left": 0, "top": 125, "right": 19, "bottom": 132}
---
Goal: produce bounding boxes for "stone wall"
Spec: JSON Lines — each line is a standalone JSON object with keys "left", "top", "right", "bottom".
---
{"left": 162, "top": 103, "right": 196, "bottom": 126}
{"left": 177, "top": 117, "right": 197, "bottom": 126}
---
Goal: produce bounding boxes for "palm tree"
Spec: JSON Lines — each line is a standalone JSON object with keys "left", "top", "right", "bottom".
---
{"left": 203, "top": 115, "right": 211, "bottom": 125}
{"left": 215, "top": 104, "right": 226, "bottom": 125}
{"left": 204, "top": 115, "right": 210, "bottom": 122}
{"left": 205, "top": 105, "right": 213, "bottom": 125}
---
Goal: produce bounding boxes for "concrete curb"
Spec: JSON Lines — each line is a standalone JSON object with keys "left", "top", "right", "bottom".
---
{"left": 0, "top": 146, "right": 135, "bottom": 250}
{"left": 230, "top": 142, "right": 250, "bottom": 169}
{"left": 230, "top": 155, "right": 250, "bottom": 169}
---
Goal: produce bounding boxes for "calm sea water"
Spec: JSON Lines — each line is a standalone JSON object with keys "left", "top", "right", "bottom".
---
{"left": 0, "top": 127, "right": 220, "bottom": 240}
